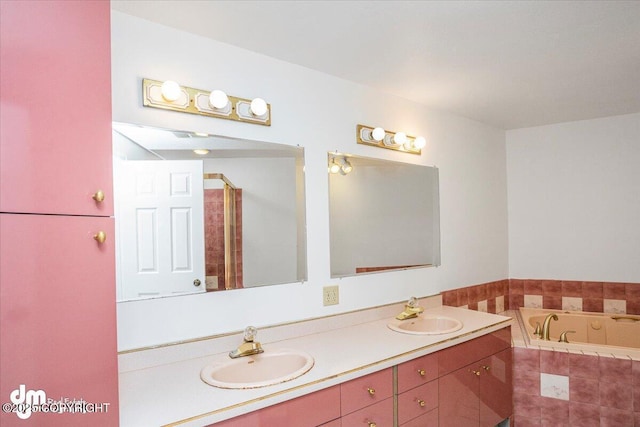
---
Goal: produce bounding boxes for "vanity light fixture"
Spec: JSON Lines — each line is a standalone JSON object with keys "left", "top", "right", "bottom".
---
{"left": 329, "top": 155, "right": 353, "bottom": 175}
{"left": 143, "top": 78, "right": 271, "bottom": 126}
{"left": 356, "top": 124, "right": 426, "bottom": 155}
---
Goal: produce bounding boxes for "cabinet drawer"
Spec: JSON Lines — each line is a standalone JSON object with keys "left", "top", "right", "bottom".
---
{"left": 397, "top": 380, "right": 438, "bottom": 425}
{"left": 341, "top": 368, "right": 393, "bottom": 415}
{"left": 397, "top": 352, "right": 438, "bottom": 393}
{"left": 400, "top": 408, "right": 438, "bottom": 427}
{"left": 438, "top": 327, "right": 511, "bottom": 376}
{"left": 211, "top": 385, "right": 340, "bottom": 427}
{"left": 340, "top": 397, "right": 394, "bottom": 427}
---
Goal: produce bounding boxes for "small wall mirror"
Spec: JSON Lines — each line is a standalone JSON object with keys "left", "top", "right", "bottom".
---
{"left": 112, "top": 123, "right": 307, "bottom": 301}
{"left": 328, "top": 153, "right": 440, "bottom": 277}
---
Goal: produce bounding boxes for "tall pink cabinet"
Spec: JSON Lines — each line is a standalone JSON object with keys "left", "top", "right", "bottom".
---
{"left": 0, "top": 1, "right": 119, "bottom": 426}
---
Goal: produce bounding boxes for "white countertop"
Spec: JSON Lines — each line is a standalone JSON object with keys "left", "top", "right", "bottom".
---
{"left": 118, "top": 305, "right": 511, "bottom": 427}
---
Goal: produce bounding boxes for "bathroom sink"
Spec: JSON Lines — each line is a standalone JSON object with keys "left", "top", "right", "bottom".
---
{"left": 388, "top": 315, "right": 463, "bottom": 335}
{"left": 200, "top": 349, "right": 314, "bottom": 389}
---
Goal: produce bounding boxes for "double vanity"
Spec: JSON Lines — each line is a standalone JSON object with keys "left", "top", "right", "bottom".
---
{"left": 118, "top": 297, "right": 512, "bottom": 426}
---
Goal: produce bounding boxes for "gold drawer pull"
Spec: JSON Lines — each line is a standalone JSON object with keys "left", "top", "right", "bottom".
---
{"left": 94, "top": 231, "right": 107, "bottom": 244}
{"left": 417, "top": 399, "right": 426, "bottom": 407}
{"left": 92, "top": 190, "right": 105, "bottom": 203}
{"left": 418, "top": 369, "right": 426, "bottom": 377}
{"left": 367, "top": 387, "right": 375, "bottom": 396}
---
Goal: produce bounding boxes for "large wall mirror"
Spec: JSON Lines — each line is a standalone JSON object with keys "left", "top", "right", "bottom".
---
{"left": 328, "top": 153, "right": 440, "bottom": 278}
{"left": 112, "top": 122, "right": 307, "bottom": 301}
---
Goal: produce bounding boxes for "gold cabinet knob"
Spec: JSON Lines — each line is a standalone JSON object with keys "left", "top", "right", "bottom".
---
{"left": 367, "top": 422, "right": 377, "bottom": 427}
{"left": 471, "top": 369, "right": 481, "bottom": 376}
{"left": 417, "top": 399, "right": 426, "bottom": 407}
{"left": 92, "top": 190, "right": 105, "bottom": 203}
{"left": 482, "top": 365, "right": 490, "bottom": 371}
{"left": 418, "top": 369, "right": 426, "bottom": 377}
{"left": 367, "top": 387, "right": 376, "bottom": 396}
{"left": 94, "top": 231, "right": 107, "bottom": 244}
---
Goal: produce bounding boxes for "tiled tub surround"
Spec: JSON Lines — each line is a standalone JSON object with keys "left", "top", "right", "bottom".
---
{"left": 508, "top": 309, "right": 640, "bottom": 427}
{"left": 118, "top": 296, "right": 512, "bottom": 426}
{"left": 441, "top": 279, "right": 640, "bottom": 315}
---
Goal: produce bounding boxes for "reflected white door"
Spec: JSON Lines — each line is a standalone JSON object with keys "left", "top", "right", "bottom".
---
{"left": 115, "top": 160, "right": 205, "bottom": 300}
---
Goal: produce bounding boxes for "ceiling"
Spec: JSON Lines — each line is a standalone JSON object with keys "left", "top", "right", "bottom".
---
{"left": 111, "top": 1, "right": 640, "bottom": 130}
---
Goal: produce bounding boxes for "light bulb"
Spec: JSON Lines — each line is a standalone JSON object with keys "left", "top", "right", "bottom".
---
{"left": 250, "top": 98, "right": 268, "bottom": 116}
{"left": 371, "top": 127, "right": 385, "bottom": 142}
{"left": 341, "top": 159, "right": 353, "bottom": 174}
{"left": 329, "top": 159, "right": 341, "bottom": 174}
{"left": 393, "top": 132, "right": 407, "bottom": 145}
{"left": 161, "top": 80, "right": 181, "bottom": 102}
{"left": 209, "top": 90, "right": 229, "bottom": 109}
{"left": 414, "top": 136, "right": 426, "bottom": 149}
{"left": 193, "top": 149, "right": 210, "bottom": 155}
{"left": 403, "top": 140, "right": 414, "bottom": 150}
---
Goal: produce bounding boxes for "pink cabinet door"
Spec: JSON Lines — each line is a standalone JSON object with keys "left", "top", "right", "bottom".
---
{"left": 340, "top": 368, "right": 393, "bottom": 416}
{"left": 0, "top": 0, "right": 113, "bottom": 216}
{"left": 479, "top": 349, "right": 512, "bottom": 427}
{"left": 0, "top": 214, "right": 119, "bottom": 426}
{"left": 438, "top": 364, "right": 480, "bottom": 427}
{"left": 211, "top": 385, "right": 340, "bottom": 427}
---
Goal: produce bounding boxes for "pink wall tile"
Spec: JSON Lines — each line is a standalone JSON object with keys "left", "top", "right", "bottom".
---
{"left": 569, "top": 377, "right": 599, "bottom": 404}
{"left": 603, "top": 282, "right": 626, "bottom": 299}
{"left": 569, "top": 402, "right": 601, "bottom": 427}
{"left": 599, "top": 357, "right": 632, "bottom": 382}
{"left": 561, "top": 281, "right": 583, "bottom": 297}
{"left": 582, "top": 281, "right": 603, "bottom": 298}
{"left": 539, "top": 397, "right": 569, "bottom": 425}
{"left": 569, "top": 354, "right": 599, "bottom": 379}
{"left": 599, "top": 407, "right": 634, "bottom": 427}
{"left": 541, "top": 280, "right": 562, "bottom": 296}
{"left": 513, "top": 370, "right": 540, "bottom": 396}
{"left": 524, "top": 280, "right": 543, "bottom": 295}
{"left": 513, "top": 393, "right": 542, "bottom": 419}
{"left": 582, "top": 297, "right": 604, "bottom": 313}
{"left": 540, "top": 351, "right": 569, "bottom": 375}
{"left": 511, "top": 279, "right": 525, "bottom": 295}
{"left": 514, "top": 415, "right": 542, "bottom": 427}
{"left": 599, "top": 382, "right": 633, "bottom": 411}
{"left": 543, "top": 296, "right": 562, "bottom": 310}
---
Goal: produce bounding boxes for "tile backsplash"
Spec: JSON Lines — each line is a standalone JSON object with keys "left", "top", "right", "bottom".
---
{"left": 442, "top": 279, "right": 640, "bottom": 315}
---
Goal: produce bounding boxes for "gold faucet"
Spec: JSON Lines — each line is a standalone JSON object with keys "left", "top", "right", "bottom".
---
{"left": 541, "top": 313, "right": 558, "bottom": 340}
{"left": 229, "top": 326, "right": 264, "bottom": 359}
{"left": 396, "top": 297, "right": 424, "bottom": 320}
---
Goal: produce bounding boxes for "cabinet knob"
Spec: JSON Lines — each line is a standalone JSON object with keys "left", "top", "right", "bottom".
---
{"left": 367, "top": 422, "right": 377, "bottom": 427}
{"left": 482, "top": 365, "right": 490, "bottom": 371}
{"left": 92, "top": 190, "right": 105, "bottom": 203}
{"left": 417, "top": 399, "right": 426, "bottom": 407}
{"left": 471, "top": 369, "right": 481, "bottom": 376}
{"left": 367, "top": 387, "right": 375, "bottom": 396}
{"left": 93, "top": 231, "right": 107, "bottom": 244}
{"left": 418, "top": 369, "right": 426, "bottom": 377}
{"left": 193, "top": 279, "right": 202, "bottom": 287}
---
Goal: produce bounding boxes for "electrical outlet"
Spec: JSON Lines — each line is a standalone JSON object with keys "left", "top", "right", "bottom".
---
{"left": 323, "top": 285, "right": 339, "bottom": 306}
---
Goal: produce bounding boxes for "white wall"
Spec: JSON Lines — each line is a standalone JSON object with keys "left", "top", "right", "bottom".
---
{"left": 112, "top": 12, "right": 508, "bottom": 350}
{"left": 507, "top": 113, "right": 640, "bottom": 282}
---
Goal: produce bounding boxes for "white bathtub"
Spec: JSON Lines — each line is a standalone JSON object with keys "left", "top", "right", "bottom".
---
{"left": 518, "top": 307, "right": 640, "bottom": 358}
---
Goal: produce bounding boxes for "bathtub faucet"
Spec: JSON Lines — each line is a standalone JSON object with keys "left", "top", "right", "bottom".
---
{"left": 541, "top": 313, "right": 558, "bottom": 340}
